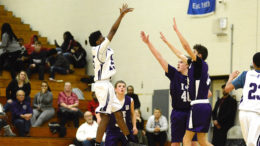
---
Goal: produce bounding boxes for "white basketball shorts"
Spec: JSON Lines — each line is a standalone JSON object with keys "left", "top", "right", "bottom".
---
{"left": 93, "top": 80, "right": 122, "bottom": 114}
{"left": 239, "top": 110, "right": 260, "bottom": 146}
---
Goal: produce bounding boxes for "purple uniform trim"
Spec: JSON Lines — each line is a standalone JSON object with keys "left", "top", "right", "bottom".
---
{"left": 99, "top": 91, "right": 110, "bottom": 113}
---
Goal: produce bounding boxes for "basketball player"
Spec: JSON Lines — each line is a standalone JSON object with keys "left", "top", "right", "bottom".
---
{"left": 224, "top": 52, "right": 260, "bottom": 146}
{"left": 160, "top": 18, "right": 212, "bottom": 146}
{"left": 105, "top": 80, "right": 138, "bottom": 145}
{"left": 141, "top": 31, "right": 198, "bottom": 146}
{"left": 88, "top": 4, "right": 133, "bottom": 146}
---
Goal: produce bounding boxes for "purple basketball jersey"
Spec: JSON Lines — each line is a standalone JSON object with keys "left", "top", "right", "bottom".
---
{"left": 105, "top": 96, "right": 133, "bottom": 145}
{"left": 187, "top": 57, "right": 212, "bottom": 132}
{"left": 188, "top": 57, "right": 210, "bottom": 100}
{"left": 166, "top": 64, "right": 191, "bottom": 110}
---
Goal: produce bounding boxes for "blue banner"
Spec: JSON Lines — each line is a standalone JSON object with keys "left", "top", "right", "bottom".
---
{"left": 188, "top": 0, "right": 215, "bottom": 15}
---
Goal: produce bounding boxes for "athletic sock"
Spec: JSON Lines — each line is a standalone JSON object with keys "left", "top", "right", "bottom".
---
{"left": 95, "top": 142, "right": 101, "bottom": 146}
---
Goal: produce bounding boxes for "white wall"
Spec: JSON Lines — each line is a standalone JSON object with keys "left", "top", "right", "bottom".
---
{"left": 1, "top": 0, "right": 259, "bottom": 119}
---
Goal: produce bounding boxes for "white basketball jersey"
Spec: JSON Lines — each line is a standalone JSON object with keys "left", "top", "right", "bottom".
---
{"left": 239, "top": 70, "right": 260, "bottom": 113}
{"left": 92, "top": 38, "right": 116, "bottom": 81}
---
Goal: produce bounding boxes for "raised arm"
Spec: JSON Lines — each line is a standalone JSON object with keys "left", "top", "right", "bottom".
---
{"left": 107, "top": 4, "right": 134, "bottom": 41}
{"left": 140, "top": 31, "right": 168, "bottom": 73}
{"left": 173, "top": 17, "right": 196, "bottom": 61}
{"left": 160, "top": 32, "right": 188, "bottom": 64}
{"left": 225, "top": 71, "right": 240, "bottom": 93}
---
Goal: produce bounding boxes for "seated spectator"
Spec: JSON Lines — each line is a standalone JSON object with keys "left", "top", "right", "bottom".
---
{"left": 126, "top": 85, "right": 141, "bottom": 109}
{"left": 87, "top": 92, "right": 99, "bottom": 121}
{"left": 24, "top": 35, "right": 38, "bottom": 55}
{"left": 27, "top": 41, "right": 47, "bottom": 80}
{"left": 47, "top": 49, "right": 72, "bottom": 81}
{"left": 58, "top": 82, "right": 82, "bottom": 128}
{"left": 146, "top": 108, "right": 168, "bottom": 146}
{"left": 31, "top": 81, "right": 55, "bottom": 127}
{"left": 11, "top": 90, "right": 32, "bottom": 136}
{"left": 135, "top": 109, "right": 148, "bottom": 145}
{"left": 16, "top": 38, "right": 29, "bottom": 72}
{"left": 18, "top": 38, "right": 26, "bottom": 50}
{"left": 105, "top": 80, "right": 138, "bottom": 145}
{"left": 75, "top": 111, "right": 104, "bottom": 146}
{"left": 66, "top": 42, "right": 87, "bottom": 68}
{"left": 0, "top": 103, "right": 16, "bottom": 136}
{"left": 55, "top": 31, "right": 77, "bottom": 56}
{"left": 0, "top": 23, "right": 21, "bottom": 78}
{"left": 4, "top": 71, "right": 31, "bottom": 112}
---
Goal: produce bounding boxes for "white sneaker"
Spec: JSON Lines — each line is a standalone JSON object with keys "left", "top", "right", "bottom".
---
{"left": 49, "top": 78, "right": 55, "bottom": 81}
{"left": 56, "top": 79, "right": 63, "bottom": 83}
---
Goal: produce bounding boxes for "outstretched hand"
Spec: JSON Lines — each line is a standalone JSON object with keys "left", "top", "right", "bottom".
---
{"left": 173, "top": 17, "right": 178, "bottom": 32}
{"left": 160, "top": 32, "right": 168, "bottom": 43}
{"left": 140, "top": 31, "right": 150, "bottom": 44}
{"left": 120, "top": 4, "right": 134, "bottom": 16}
{"left": 230, "top": 70, "right": 240, "bottom": 80}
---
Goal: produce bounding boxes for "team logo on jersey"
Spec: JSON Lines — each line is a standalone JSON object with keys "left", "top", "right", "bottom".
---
{"left": 22, "top": 105, "right": 27, "bottom": 110}
{"left": 257, "top": 134, "right": 260, "bottom": 146}
{"left": 126, "top": 105, "right": 129, "bottom": 110}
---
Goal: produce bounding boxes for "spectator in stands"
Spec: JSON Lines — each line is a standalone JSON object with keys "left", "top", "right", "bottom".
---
{"left": 74, "top": 111, "right": 104, "bottom": 146}
{"left": 18, "top": 38, "right": 26, "bottom": 50}
{"left": 11, "top": 90, "right": 32, "bottom": 137}
{"left": 135, "top": 109, "right": 148, "bottom": 145}
{"left": 212, "top": 84, "right": 237, "bottom": 146}
{"left": 0, "top": 23, "right": 21, "bottom": 78}
{"left": 146, "top": 108, "right": 168, "bottom": 146}
{"left": 4, "top": 70, "right": 31, "bottom": 112}
{"left": 58, "top": 82, "right": 82, "bottom": 128}
{"left": 0, "top": 103, "right": 16, "bottom": 136}
{"left": 87, "top": 92, "right": 99, "bottom": 121}
{"left": 25, "top": 35, "right": 38, "bottom": 55}
{"left": 55, "top": 31, "right": 77, "bottom": 56}
{"left": 31, "top": 81, "right": 55, "bottom": 127}
{"left": 47, "top": 48, "right": 72, "bottom": 81}
{"left": 16, "top": 38, "right": 29, "bottom": 72}
{"left": 126, "top": 85, "right": 141, "bottom": 109}
{"left": 27, "top": 41, "right": 47, "bottom": 80}
{"left": 66, "top": 42, "right": 87, "bottom": 68}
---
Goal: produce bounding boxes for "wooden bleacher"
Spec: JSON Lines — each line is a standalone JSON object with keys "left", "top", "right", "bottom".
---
{"left": 0, "top": 5, "right": 55, "bottom": 49}
{"left": 0, "top": 5, "right": 92, "bottom": 144}
{"left": 0, "top": 137, "right": 74, "bottom": 146}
